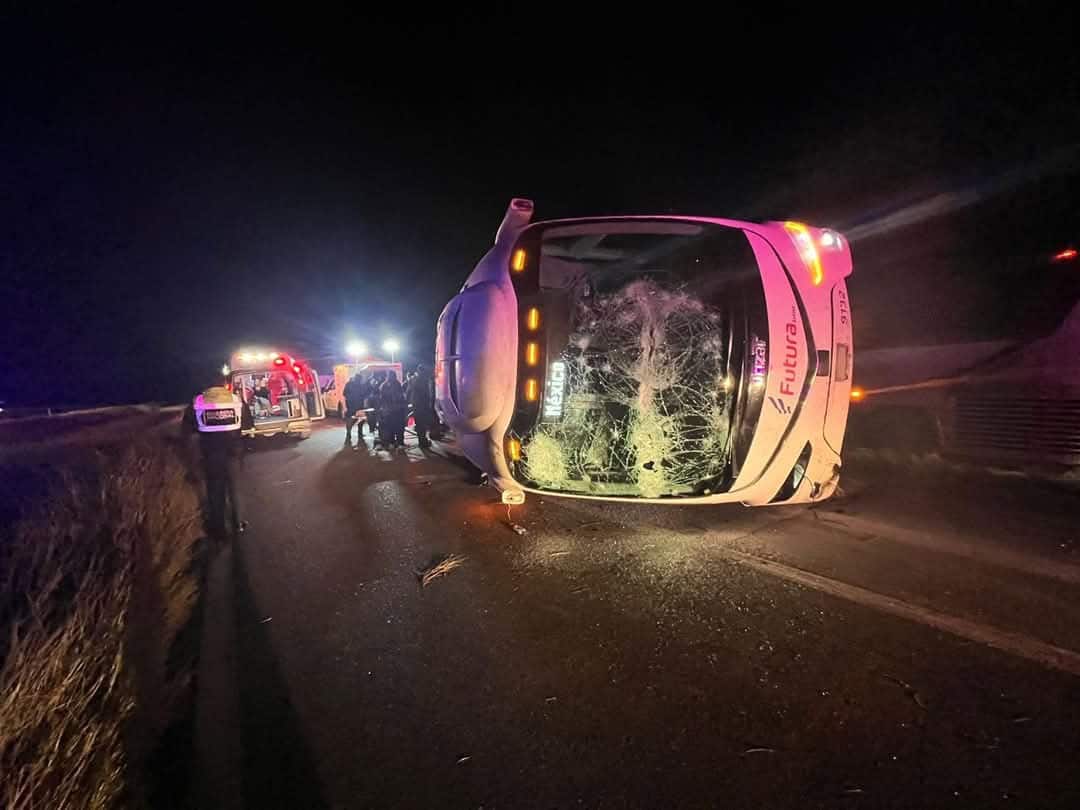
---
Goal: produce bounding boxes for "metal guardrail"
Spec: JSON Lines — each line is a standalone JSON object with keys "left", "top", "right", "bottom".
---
{"left": 948, "top": 396, "right": 1080, "bottom": 466}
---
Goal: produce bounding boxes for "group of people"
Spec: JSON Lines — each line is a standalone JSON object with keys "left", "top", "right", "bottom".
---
{"left": 342, "top": 364, "right": 437, "bottom": 450}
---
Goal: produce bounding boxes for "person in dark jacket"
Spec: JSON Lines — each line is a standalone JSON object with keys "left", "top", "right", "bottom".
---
{"left": 360, "top": 376, "right": 377, "bottom": 436}
{"left": 343, "top": 373, "right": 365, "bottom": 443}
{"left": 367, "top": 371, "right": 386, "bottom": 442}
{"left": 406, "top": 364, "right": 435, "bottom": 449}
{"left": 379, "top": 370, "right": 407, "bottom": 448}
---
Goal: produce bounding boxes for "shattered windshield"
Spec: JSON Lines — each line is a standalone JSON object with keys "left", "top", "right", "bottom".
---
{"left": 510, "top": 221, "right": 766, "bottom": 498}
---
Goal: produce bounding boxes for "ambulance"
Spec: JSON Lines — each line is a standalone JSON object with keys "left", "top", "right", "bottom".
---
{"left": 228, "top": 348, "right": 325, "bottom": 438}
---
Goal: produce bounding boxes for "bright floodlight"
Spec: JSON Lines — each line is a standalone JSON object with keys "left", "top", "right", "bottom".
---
{"left": 221, "top": 364, "right": 230, "bottom": 376}
{"left": 346, "top": 340, "right": 368, "bottom": 358}
{"left": 382, "top": 338, "right": 400, "bottom": 354}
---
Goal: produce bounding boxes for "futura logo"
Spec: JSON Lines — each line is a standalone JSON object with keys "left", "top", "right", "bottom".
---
{"left": 769, "top": 396, "right": 793, "bottom": 415}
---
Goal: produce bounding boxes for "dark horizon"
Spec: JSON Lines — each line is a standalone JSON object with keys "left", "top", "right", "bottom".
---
{"left": 3, "top": 9, "right": 1078, "bottom": 407}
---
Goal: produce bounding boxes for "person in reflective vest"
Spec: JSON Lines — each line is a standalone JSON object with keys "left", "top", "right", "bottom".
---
{"left": 192, "top": 385, "right": 249, "bottom": 539}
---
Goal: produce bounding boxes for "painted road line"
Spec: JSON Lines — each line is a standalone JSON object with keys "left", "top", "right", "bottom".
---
{"left": 728, "top": 549, "right": 1080, "bottom": 678}
{"left": 809, "top": 511, "right": 1080, "bottom": 586}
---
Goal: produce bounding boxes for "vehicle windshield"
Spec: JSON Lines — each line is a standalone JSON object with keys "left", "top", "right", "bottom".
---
{"left": 510, "top": 220, "right": 767, "bottom": 498}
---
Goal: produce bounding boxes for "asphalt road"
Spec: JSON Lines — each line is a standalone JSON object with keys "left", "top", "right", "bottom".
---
{"left": 190, "top": 423, "right": 1080, "bottom": 809}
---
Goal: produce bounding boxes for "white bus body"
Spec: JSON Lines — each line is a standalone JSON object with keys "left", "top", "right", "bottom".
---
{"left": 435, "top": 199, "right": 854, "bottom": 506}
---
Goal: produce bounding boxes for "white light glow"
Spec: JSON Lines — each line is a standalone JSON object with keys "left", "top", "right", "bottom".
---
{"left": 382, "top": 338, "right": 400, "bottom": 354}
{"left": 221, "top": 364, "right": 230, "bottom": 376}
{"left": 820, "top": 231, "right": 836, "bottom": 247}
{"left": 346, "top": 340, "right": 368, "bottom": 358}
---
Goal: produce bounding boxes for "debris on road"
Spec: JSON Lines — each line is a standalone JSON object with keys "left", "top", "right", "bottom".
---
{"left": 456, "top": 756, "right": 471, "bottom": 765}
{"left": 882, "top": 673, "right": 927, "bottom": 710}
{"left": 415, "top": 553, "right": 467, "bottom": 587}
{"left": 742, "top": 746, "right": 776, "bottom": 755}
{"left": 260, "top": 616, "right": 272, "bottom": 623}
{"left": 502, "top": 504, "right": 528, "bottom": 534}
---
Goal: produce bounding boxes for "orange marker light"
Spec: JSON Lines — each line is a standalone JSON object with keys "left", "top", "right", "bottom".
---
{"left": 507, "top": 437, "right": 522, "bottom": 461}
{"left": 525, "top": 342, "right": 540, "bottom": 366}
{"left": 524, "top": 378, "right": 539, "bottom": 401}
{"left": 526, "top": 306, "right": 541, "bottom": 331}
{"left": 511, "top": 248, "right": 527, "bottom": 272}
{"left": 784, "top": 221, "right": 825, "bottom": 286}
{"left": 850, "top": 387, "right": 865, "bottom": 401}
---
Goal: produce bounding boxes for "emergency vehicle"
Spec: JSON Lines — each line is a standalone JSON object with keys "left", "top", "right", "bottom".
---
{"left": 322, "top": 361, "right": 404, "bottom": 419}
{"left": 229, "top": 348, "right": 325, "bottom": 438}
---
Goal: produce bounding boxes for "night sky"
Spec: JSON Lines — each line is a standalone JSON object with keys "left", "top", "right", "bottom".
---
{"left": 3, "top": 8, "right": 1078, "bottom": 406}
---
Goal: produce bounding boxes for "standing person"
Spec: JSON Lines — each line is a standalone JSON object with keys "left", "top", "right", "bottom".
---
{"left": 342, "top": 373, "right": 364, "bottom": 444}
{"left": 407, "top": 364, "right": 435, "bottom": 449}
{"left": 368, "top": 371, "right": 386, "bottom": 444}
{"left": 380, "top": 370, "right": 407, "bottom": 448}
{"left": 360, "top": 376, "right": 377, "bottom": 436}
{"left": 192, "top": 385, "right": 246, "bottom": 540}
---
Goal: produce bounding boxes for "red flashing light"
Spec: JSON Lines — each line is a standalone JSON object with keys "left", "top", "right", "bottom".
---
{"left": 292, "top": 363, "right": 302, "bottom": 375}
{"left": 1052, "top": 248, "right": 1078, "bottom": 262}
{"left": 273, "top": 356, "right": 286, "bottom": 366}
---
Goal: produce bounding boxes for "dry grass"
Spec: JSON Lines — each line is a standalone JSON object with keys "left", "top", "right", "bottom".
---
{"left": 0, "top": 436, "right": 202, "bottom": 809}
